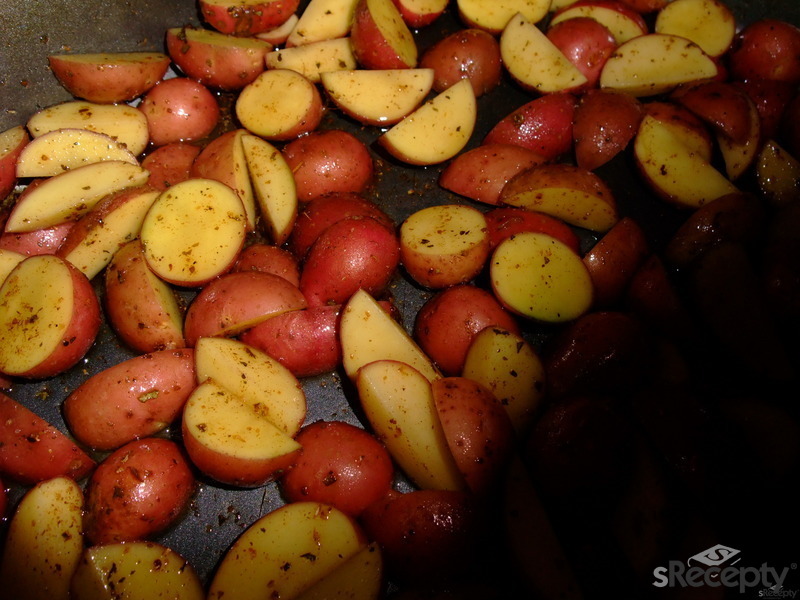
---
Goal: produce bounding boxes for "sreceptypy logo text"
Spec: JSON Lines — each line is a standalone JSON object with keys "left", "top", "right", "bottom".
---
{"left": 653, "top": 544, "right": 797, "bottom": 596}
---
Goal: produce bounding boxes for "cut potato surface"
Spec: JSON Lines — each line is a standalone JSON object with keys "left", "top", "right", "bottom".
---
{"left": 265, "top": 37, "right": 357, "bottom": 82}
{"left": 457, "top": 0, "right": 550, "bottom": 33}
{"left": 654, "top": 0, "right": 736, "bottom": 57}
{"left": 286, "top": 0, "right": 358, "bottom": 46}
{"left": 140, "top": 178, "right": 247, "bottom": 286}
{"left": 490, "top": 232, "right": 594, "bottom": 323}
{"left": 549, "top": 3, "right": 647, "bottom": 43}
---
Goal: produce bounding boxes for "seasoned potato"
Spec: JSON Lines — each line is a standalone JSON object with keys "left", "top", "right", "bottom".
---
{"left": 138, "top": 78, "right": 220, "bottom": 147}
{"left": 420, "top": 28, "right": 502, "bottom": 97}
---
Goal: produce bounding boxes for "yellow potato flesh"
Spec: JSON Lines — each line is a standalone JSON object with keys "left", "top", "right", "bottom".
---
{"left": 757, "top": 140, "right": 800, "bottom": 207}
{"left": 550, "top": 5, "right": 645, "bottom": 43}
{"left": 294, "top": 542, "right": 383, "bottom": 600}
{"left": 208, "top": 502, "right": 365, "bottom": 600}
{"left": 265, "top": 38, "right": 357, "bottom": 83}
{"left": 236, "top": 69, "right": 318, "bottom": 139}
{"left": 287, "top": 0, "right": 357, "bottom": 46}
{"left": 457, "top": 0, "right": 551, "bottom": 33}
{"left": 367, "top": 0, "right": 418, "bottom": 67}
{"left": 356, "top": 359, "right": 465, "bottom": 491}
{"left": 654, "top": 0, "right": 735, "bottom": 57}
{"left": 502, "top": 187, "right": 619, "bottom": 233}
{"left": 490, "top": 232, "right": 593, "bottom": 323}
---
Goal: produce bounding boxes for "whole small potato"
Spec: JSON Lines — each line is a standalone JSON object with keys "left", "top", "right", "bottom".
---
{"left": 138, "top": 78, "right": 220, "bottom": 146}
{"left": 420, "top": 28, "right": 502, "bottom": 97}
{"left": 281, "top": 130, "right": 374, "bottom": 201}
{"left": 729, "top": 19, "right": 800, "bottom": 85}
{"left": 84, "top": 438, "right": 195, "bottom": 545}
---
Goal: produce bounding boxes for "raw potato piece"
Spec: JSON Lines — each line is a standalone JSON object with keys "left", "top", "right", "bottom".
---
{"left": 350, "top": 0, "right": 418, "bottom": 70}
{"left": 0, "top": 125, "right": 29, "bottom": 200}
{"left": 70, "top": 542, "right": 204, "bottom": 600}
{"left": 265, "top": 38, "right": 357, "bottom": 83}
{"left": 340, "top": 289, "right": 441, "bottom": 382}
{"left": 4, "top": 161, "right": 149, "bottom": 233}
{"left": 634, "top": 115, "right": 739, "bottom": 209}
{"left": 490, "top": 232, "right": 594, "bottom": 323}
{"left": 379, "top": 79, "right": 476, "bottom": 165}
{"left": 356, "top": 359, "right": 466, "bottom": 491}
{"left": 457, "top": 0, "right": 550, "bottom": 34}
{"left": 600, "top": 34, "right": 719, "bottom": 97}
{"left": 140, "top": 178, "right": 247, "bottom": 286}
{"left": 0, "top": 477, "right": 84, "bottom": 600}
{"left": 654, "top": 0, "right": 736, "bottom": 58}
{"left": 500, "top": 12, "right": 588, "bottom": 94}
{"left": 286, "top": 0, "right": 359, "bottom": 46}
{"left": 208, "top": 502, "right": 370, "bottom": 599}
{"left": 15, "top": 128, "right": 138, "bottom": 177}
{"left": 549, "top": 2, "right": 647, "bottom": 44}
{"left": 757, "top": 140, "right": 800, "bottom": 207}
{"left": 320, "top": 68, "right": 434, "bottom": 126}
{"left": 294, "top": 542, "right": 383, "bottom": 600}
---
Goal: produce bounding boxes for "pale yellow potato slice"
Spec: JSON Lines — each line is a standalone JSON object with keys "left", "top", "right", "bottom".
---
{"left": 500, "top": 12, "right": 588, "bottom": 93}
{"left": 27, "top": 100, "right": 150, "bottom": 156}
{"left": 294, "top": 542, "right": 383, "bottom": 600}
{"left": 379, "top": 78, "right": 476, "bottom": 165}
{"left": 208, "top": 502, "right": 367, "bottom": 599}
{"left": 194, "top": 337, "right": 306, "bottom": 437}
{"left": 5, "top": 160, "right": 149, "bottom": 232}
{"left": 549, "top": 2, "right": 647, "bottom": 43}
{"left": 69, "top": 542, "right": 204, "bottom": 600}
{"left": 0, "top": 477, "right": 84, "bottom": 600}
{"left": 140, "top": 178, "right": 247, "bottom": 286}
{"left": 286, "top": 0, "right": 359, "bottom": 46}
{"left": 634, "top": 115, "right": 739, "bottom": 209}
{"left": 654, "top": 0, "right": 736, "bottom": 57}
{"left": 600, "top": 33, "right": 719, "bottom": 97}
{"left": 340, "top": 288, "right": 441, "bottom": 382}
{"left": 356, "top": 359, "right": 466, "bottom": 491}
{"left": 241, "top": 133, "right": 297, "bottom": 245}
{"left": 490, "top": 232, "right": 594, "bottom": 323}
{"left": 457, "top": 0, "right": 550, "bottom": 33}
{"left": 16, "top": 128, "right": 138, "bottom": 177}
{"left": 265, "top": 37, "right": 357, "bottom": 83}
{"left": 0, "top": 248, "right": 25, "bottom": 284}
{"left": 462, "top": 326, "right": 546, "bottom": 435}
{"left": 320, "top": 68, "right": 434, "bottom": 126}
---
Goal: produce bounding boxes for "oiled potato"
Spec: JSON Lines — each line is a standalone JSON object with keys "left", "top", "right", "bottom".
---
{"left": 420, "top": 28, "right": 502, "bottom": 97}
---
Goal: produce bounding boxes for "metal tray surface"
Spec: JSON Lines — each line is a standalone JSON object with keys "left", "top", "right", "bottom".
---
{"left": 1, "top": 0, "right": 799, "bottom": 597}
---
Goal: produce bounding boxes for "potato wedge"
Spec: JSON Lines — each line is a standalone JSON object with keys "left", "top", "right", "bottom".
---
{"left": 286, "top": 0, "right": 358, "bottom": 46}
{"left": 350, "top": 0, "right": 418, "bottom": 69}
{"left": 0, "top": 125, "right": 29, "bottom": 200}
{"left": 457, "top": 0, "right": 550, "bottom": 34}
{"left": 654, "top": 0, "right": 736, "bottom": 58}
{"left": 265, "top": 37, "right": 357, "bottom": 83}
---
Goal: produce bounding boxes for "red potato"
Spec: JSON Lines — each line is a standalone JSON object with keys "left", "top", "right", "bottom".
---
{"left": 166, "top": 26, "right": 272, "bottom": 91}
{"left": 281, "top": 420, "right": 394, "bottom": 516}
{"left": 546, "top": 16, "right": 618, "bottom": 91}
{"left": 616, "top": 0, "right": 669, "bottom": 11}
{"left": 233, "top": 243, "right": 301, "bottom": 286}
{"left": 625, "top": 254, "right": 694, "bottom": 339}
{"left": 0, "top": 392, "right": 95, "bottom": 485}
{"left": 549, "top": 0, "right": 648, "bottom": 43}
{"left": 391, "top": 0, "right": 448, "bottom": 28}
{"left": 419, "top": 28, "right": 502, "bottom": 97}
{"left": 438, "top": 143, "right": 547, "bottom": 206}
{"left": 0, "top": 255, "right": 101, "bottom": 379}
{"left": 141, "top": 142, "right": 201, "bottom": 191}
{"left": 413, "top": 284, "right": 521, "bottom": 376}
{"left": 0, "top": 477, "right": 5, "bottom": 518}
{"left": 300, "top": 215, "right": 400, "bottom": 307}
{"left": 288, "top": 192, "right": 395, "bottom": 259}
{"left": 199, "top": 0, "right": 300, "bottom": 35}
{"left": 138, "top": 78, "right": 221, "bottom": 147}
{"left": 63, "top": 349, "right": 196, "bottom": 451}
{"left": 733, "top": 78, "right": 795, "bottom": 144}
{"left": 484, "top": 206, "right": 581, "bottom": 252}
{"left": 728, "top": 19, "right": 800, "bottom": 85}
{"left": 104, "top": 239, "right": 186, "bottom": 354}
{"left": 671, "top": 80, "right": 754, "bottom": 144}
{"left": 582, "top": 216, "right": 650, "bottom": 308}
{"left": 573, "top": 88, "right": 643, "bottom": 171}
{"left": 48, "top": 52, "right": 170, "bottom": 104}
{"left": 183, "top": 270, "right": 308, "bottom": 346}
{"left": 0, "top": 221, "right": 74, "bottom": 256}
{"left": 431, "top": 376, "right": 515, "bottom": 496}
{"left": 350, "top": 0, "right": 418, "bottom": 70}
{"left": 281, "top": 130, "right": 374, "bottom": 201}
{"left": 84, "top": 438, "right": 195, "bottom": 545}
{"left": 642, "top": 100, "right": 714, "bottom": 161}
{"left": 360, "top": 489, "right": 483, "bottom": 584}
{"left": 0, "top": 125, "right": 29, "bottom": 200}
{"left": 483, "top": 93, "right": 577, "bottom": 161}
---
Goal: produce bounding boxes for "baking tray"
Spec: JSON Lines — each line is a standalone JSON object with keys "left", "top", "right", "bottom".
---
{"left": 1, "top": 0, "right": 799, "bottom": 597}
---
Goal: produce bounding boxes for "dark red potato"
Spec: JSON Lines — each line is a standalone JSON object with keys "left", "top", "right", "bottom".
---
{"left": 232, "top": 243, "right": 301, "bottom": 287}
{"left": 484, "top": 206, "right": 580, "bottom": 252}
{"left": 728, "top": 18, "right": 800, "bottom": 85}
{"left": 546, "top": 17, "right": 617, "bottom": 90}
{"left": 573, "top": 88, "right": 642, "bottom": 170}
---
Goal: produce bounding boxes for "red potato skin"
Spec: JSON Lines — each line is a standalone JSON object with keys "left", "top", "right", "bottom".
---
{"left": 138, "top": 78, "right": 220, "bottom": 147}
{"left": 183, "top": 271, "right": 308, "bottom": 346}
{"left": 280, "top": 420, "right": 394, "bottom": 516}
{"left": 780, "top": 92, "right": 800, "bottom": 158}
{"left": 63, "top": 349, "right": 196, "bottom": 451}
{"left": 616, "top": 0, "right": 669, "bottom": 12}
{"left": 0, "top": 221, "right": 74, "bottom": 256}
{"left": 419, "top": 28, "right": 502, "bottom": 97}
{"left": 552, "top": 0, "right": 648, "bottom": 34}
{"left": 582, "top": 216, "right": 650, "bottom": 308}
{"left": 0, "top": 392, "right": 95, "bottom": 485}
{"left": 391, "top": 0, "right": 446, "bottom": 28}
{"left": 431, "top": 377, "right": 515, "bottom": 496}
{"left": 483, "top": 93, "right": 577, "bottom": 161}
{"left": 671, "top": 81, "right": 754, "bottom": 144}
{"left": 232, "top": 243, "right": 301, "bottom": 287}
{"left": 199, "top": 0, "right": 300, "bottom": 36}
{"left": 0, "top": 477, "right": 6, "bottom": 518}
{"left": 484, "top": 206, "right": 581, "bottom": 253}
{"left": 350, "top": 0, "right": 418, "bottom": 70}
{"left": 299, "top": 216, "right": 401, "bottom": 307}
{"left": 84, "top": 438, "right": 195, "bottom": 545}
{"left": 573, "top": 88, "right": 642, "bottom": 171}
{"left": 141, "top": 142, "right": 202, "bottom": 191}
{"left": 733, "top": 78, "right": 795, "bottom": 144}
{"left": 189, "top": 128, "right": 248, "bottom": 194}
{"left": 288, "top": 192, "right": 395, "bottom": 259}
{"left": 281, "top": 130, "right": 374, "bottom": 202}
{"left": 728, "top": 19, "right": 800, "bottom": 85}
{"left": 546, "top": 17, "right": 617, "bottom": 91}
{"left": 0, "top": 126, "right": 29, "bottom": 200}
{"left": 438, "top": 143, "right": 546, "bottom": 206}
{"left": 413, "top": 284, "right": 521, "bottom": 376}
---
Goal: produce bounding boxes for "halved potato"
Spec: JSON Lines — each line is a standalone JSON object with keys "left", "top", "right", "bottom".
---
{"left": 286, "top": 0, "right": 358, "bottom": 46}
{"left": 654, "top": 0, "right": 736, "bottom": 58}
{"left": 457, "top": 0, "right": 550, "bottom": 34}
{"left": 549, "top": 1, "right": 647, "bottom": 44}
{"left": 265, "top": 37, "right": 357, "bottom": 83}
